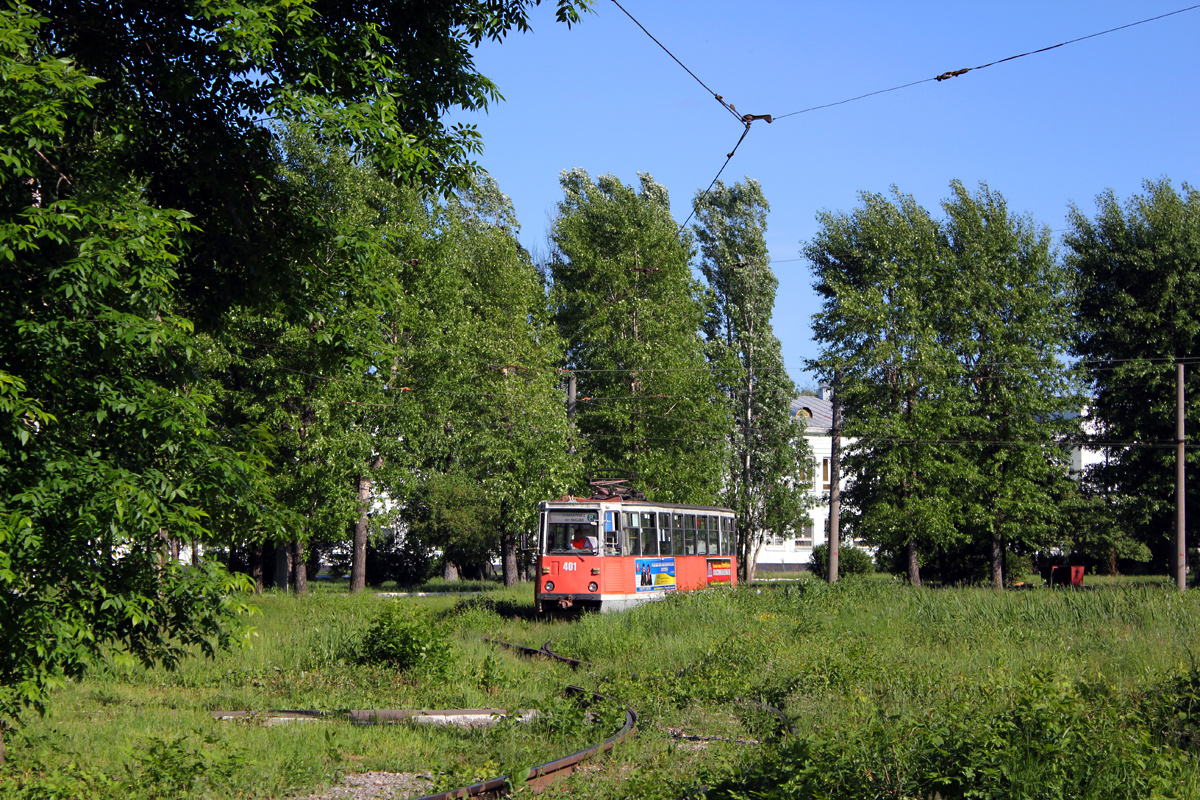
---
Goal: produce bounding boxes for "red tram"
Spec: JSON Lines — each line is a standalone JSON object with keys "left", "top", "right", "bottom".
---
{"left": 535, "top": 483, "right": 737, "bottom": 615}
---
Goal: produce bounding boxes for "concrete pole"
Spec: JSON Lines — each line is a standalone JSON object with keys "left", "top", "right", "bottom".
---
{"left": 828, "top": 372, "right": 842, "bottom": 583}
{"left": 1177, "top": 362, "right": 1187, "bottom": 591}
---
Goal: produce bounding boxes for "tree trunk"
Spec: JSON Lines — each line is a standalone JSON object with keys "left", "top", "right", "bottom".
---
{"left": 350, "top": 455, "right": 382, "bottom": 593}
{"left": 292, "top": 540, "right": 308, "bottom": 595}
{"left": 501, "top": 532, "right": 519, "bottom": 587}
{"left": 990, "top": 532, "right": 1004, "bottom": 590}
{"left": 274, "top": 542, "right": 291, "bottom": 591}
{"left": 906, "top": 540, "right": 921, "bottom": 587}
{"left": 190, "top": 539, "right": 199, "bottom": 566}
{"left": 443, "top": 560, "right": 459, "bottom": 582}
{"left": 252, "top": 543, "right": 265, "bottom": 593}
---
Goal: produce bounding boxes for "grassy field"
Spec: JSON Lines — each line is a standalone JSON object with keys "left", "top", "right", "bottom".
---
{"left": 2, "top": 577, "right": 1199, "bottom": 799}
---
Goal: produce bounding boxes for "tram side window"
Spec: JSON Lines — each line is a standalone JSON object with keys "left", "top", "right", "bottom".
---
{"left": 717, "top": 517, "right": 727, "bottom": 556}
{"left": 604, "top": 512, "right": 620, "bottom": 555}
{"left": 683, "top": 514, "right": 696, "bottom": 555}
{"left": 696, "top": 516, "right": 709, "bottom": 555}
{"left": 726, "top": 517, "right": 736, "bottom": 556}
{"left": 658, "top": 513, "right": 672, "bottom": 557}
{"left": 641, "top": 512, "right": 658, "bottom": 556}
{"left": 624, "top": 512, "right": 640, "bottom": 556}
{"left": 672, "top": 513, "right": 685, "bottom": 555}
{"left": 643, "top": 515, "right": 662, "bottom": 554}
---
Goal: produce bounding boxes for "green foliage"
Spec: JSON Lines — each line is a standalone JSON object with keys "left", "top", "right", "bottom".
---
{"left": 358, "top": 602, "right": 453, "bottom": 675}
{"left": 692, "top": 179, "right": 812, "bottom": 578}
{"left": 808, "top": 543, "right": 874, "bottom": 580}
{"left": 549, "top": 169, "right": 726, "bottom": 504}
{"left": 366, "top": 529, "right": 433, "bottom": 588}
{"left": 704, "top": 670, "right": 1200, "bottom": 800}
{"left": 1067, "top": 178, "right": 1200, "bottom": 569}
{"left": 2, "top": 582, "right": 1199, "bottom": 798}
{"left": 0, "top": 0, "right": 590, "bottom": 729}
{"left": 807, "top": 182, "right": 1081, "bottom": 587}
{"left": 404, "top": 473, "right": 498, "bottom": 574}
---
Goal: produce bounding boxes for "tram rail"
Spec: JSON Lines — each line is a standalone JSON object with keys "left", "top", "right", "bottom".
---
{"left": 408, "top": 637, "right": 637, "bottom": 799}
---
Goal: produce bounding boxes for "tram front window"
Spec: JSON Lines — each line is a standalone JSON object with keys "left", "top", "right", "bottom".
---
{"left": 545, "top": 523, "right": 599, "bottom": 554}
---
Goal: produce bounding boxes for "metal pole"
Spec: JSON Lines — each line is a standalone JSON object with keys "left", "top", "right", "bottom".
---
{"left": 1177, "top": 361, "right": 1187, "bottom": 591}
{"left": 828, "top": 372, "right": 842, "bottom": 583}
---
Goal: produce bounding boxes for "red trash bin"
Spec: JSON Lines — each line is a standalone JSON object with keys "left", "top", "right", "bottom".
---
{"left": 1050, "top": 565, "right": 1084, "bottom": 587}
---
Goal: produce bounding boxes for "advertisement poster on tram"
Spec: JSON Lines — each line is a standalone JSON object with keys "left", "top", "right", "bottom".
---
{"left": 706, "top": 558, "right": 733, "bottom": 584}
{"left": 634, "top": 558, "right": 675, "bottom": 592}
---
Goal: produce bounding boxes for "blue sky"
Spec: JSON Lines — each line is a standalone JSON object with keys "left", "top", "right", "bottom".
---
{"left": 447, "top": 1, "right": 1200, "bottom": 386}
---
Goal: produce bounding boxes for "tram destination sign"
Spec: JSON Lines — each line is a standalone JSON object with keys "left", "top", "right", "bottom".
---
{"left": 549, "top": 511, "right": 598, "bottom": 524}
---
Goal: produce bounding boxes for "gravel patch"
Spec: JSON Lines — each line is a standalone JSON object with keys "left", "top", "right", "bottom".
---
{"left": 299, "top": 771, "right": 437, "bottom": 800}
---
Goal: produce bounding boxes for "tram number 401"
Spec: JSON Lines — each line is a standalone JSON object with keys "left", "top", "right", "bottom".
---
{"left": 562, "top": 562, "right": 577, "bottom": 571}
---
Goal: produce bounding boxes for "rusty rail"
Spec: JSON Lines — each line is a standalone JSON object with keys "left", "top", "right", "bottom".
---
{"left": 407, "top": 642, "right": 636, "bottom": 800}
{"left": 480, "top": 636, "right": 589, "bottom": 670}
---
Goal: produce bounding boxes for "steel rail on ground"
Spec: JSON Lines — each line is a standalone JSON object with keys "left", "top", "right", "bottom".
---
{"left": 407, "top": 640, "right": 636, "bottom": 800}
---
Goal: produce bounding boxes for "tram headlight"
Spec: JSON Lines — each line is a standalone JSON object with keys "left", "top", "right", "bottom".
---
{"left": 544, "top": 580, "right": 554, "bottom": 592}
{"left": 588, "top": 581, "right": 598, "bottom": 593}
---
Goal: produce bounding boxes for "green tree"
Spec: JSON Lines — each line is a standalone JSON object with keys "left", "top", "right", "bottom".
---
{"left": 1066, "top": 178, "right": 1200, "bottom": 571}
{"left": 0, "top": 10, "right": 261, "bottom": 756}
{"left": 942, "top": 181, "right": 1081, "bottom": 589}
{"left": 807, "top": 188, "right": 965, "bottom": 586}
{"left": 0, "top": 0, "right": 589, "bottom": 753}
{"left": 549, "top": 170, "right": 727, "bottom": 504}
{"left": 400, "top": 174, "right": 577, "bottom": 584}
{"left": 692, "top": 178, "right": 811, "bottom": 582}
{"left": 809, "top": 183, "right": 1082, "bottom": 588}
{"left": 202, "top": 125, "right": 432, "bottom": 594}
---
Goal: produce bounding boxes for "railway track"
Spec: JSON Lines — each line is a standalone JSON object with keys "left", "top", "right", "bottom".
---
{"left": 407, "top": 639, "right": 636, "bottom": 800}
{"left": 406, "top": 637, "right": 794, "bottom": 799}
{"left": 215, "top": 635, "right": 784, "bottom": 799}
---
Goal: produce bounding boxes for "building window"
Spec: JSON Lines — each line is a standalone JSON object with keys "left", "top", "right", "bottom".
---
{"left": 822, "top": 458, "right": 830, "bottom": 490}
{"left": 795, "top": 519, "right": 814, "bottom": 548}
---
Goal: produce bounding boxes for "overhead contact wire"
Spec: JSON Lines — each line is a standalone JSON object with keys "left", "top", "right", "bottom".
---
{"left": 608, "top": 0, "right": 743, "bottom": 122}
{"left": 774, "top": 3, "right": 1200, "bottom": 121}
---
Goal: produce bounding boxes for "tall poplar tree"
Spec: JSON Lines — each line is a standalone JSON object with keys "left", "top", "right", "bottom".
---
{"left": 434, "top": 176, "right": 578, "bottom": 584}
{"left": 807, "top": 188, "right": 964, "bottom": 586}
{"left": 808, "top": 183, "right": 1081, "bottom": 587}
{"left": 549, "top": 170, "right": 726, "bottom": 504}
{"left": 692, "top": 179, "right": 811, "bottom": 581}
{"left": 942, "top": 181, "right": 1081, "bottom": 589}
{"left": 1067, "top": 178, "right": 1200, "bottom": 569}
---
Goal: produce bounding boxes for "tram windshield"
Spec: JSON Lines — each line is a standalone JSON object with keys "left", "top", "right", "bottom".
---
{"left": 545, "top": 521, "right": 599, "bottom": 554}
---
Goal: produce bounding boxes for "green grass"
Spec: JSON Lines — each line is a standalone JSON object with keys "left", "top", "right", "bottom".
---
{"left": 3, "top": 578, "right": 1199, "bottom": 799}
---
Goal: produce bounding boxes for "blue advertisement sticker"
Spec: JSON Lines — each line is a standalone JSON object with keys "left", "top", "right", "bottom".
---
{"left": 634, "top": 557, "right": 676, "bottom": 592}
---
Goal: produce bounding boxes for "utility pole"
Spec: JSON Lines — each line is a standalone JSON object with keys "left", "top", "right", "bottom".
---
{"left": 1177, "top": 361, "right": 1187, "bottom": 591}
{"left": 828, "top": 373, "right": 842, "bottom": 583}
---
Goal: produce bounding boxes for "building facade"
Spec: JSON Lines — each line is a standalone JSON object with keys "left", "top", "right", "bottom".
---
{"left": 754, "top": 391, "right": 851, "bottom": 573}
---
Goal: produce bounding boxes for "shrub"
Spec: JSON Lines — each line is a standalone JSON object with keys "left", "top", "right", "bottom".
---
{"left": 808, "top": 543, "right": 874, "bottom": 580}
{"left": 357, "top": 603, "right": 452, "bottom": 675}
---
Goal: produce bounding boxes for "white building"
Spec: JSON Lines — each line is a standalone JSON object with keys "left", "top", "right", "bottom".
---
{"left": 754, "top": 390, "right": 851, "bottom": 573}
